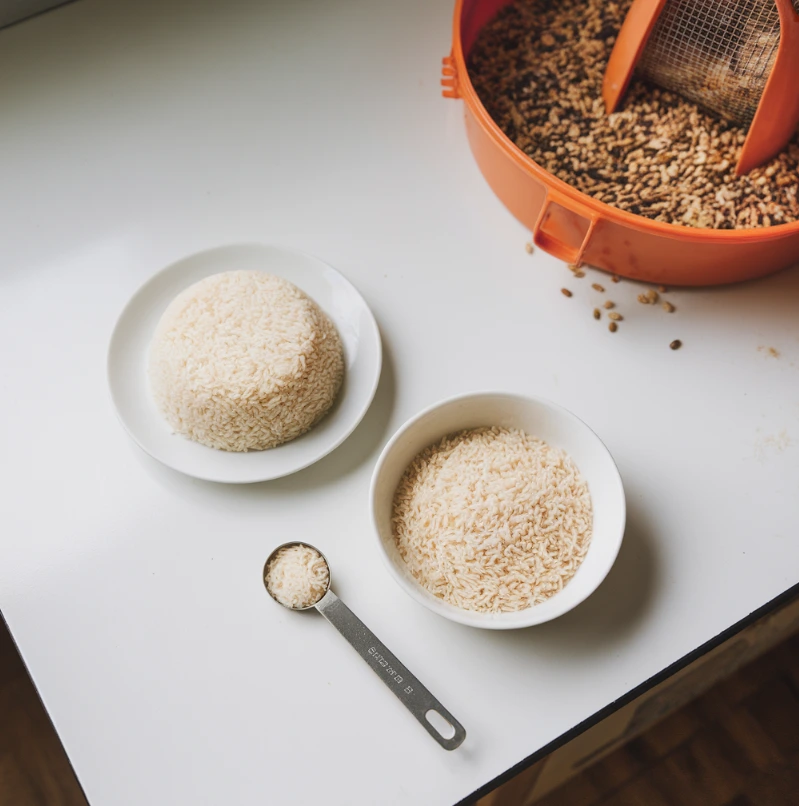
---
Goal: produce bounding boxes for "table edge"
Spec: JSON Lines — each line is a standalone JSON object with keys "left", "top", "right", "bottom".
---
{"left": 458, "top": 578, "right": 799, "bottom": 806}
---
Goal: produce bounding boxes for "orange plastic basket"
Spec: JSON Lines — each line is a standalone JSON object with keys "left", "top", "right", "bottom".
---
{"left": 442, "top": 0, "right": 799, "bottom": 286}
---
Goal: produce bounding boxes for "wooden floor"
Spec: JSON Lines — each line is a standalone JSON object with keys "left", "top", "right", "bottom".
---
{"left": 0, "top": 618, "right": 87, "bottom": 806}
{"left": 535, "top": 630, "right": 799, "bottom": 806}
{"left": 0, "top": 617, "right": 797, "bottom": 806}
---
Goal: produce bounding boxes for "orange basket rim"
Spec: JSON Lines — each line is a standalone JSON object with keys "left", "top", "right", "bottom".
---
{"left": 451, "top": 0, "right": 799, "bottom": 244}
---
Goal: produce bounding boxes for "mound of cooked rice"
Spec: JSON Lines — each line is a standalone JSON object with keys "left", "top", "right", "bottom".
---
{"left": 391, "top": 427, "right": 593, "bottom": 613}
{"left": 149, "top": 270, "right": 344, "bottom": 452}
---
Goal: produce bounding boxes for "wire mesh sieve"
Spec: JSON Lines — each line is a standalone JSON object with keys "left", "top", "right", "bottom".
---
{"left": 636, "top": 0, "right": 795, "bottom": 126}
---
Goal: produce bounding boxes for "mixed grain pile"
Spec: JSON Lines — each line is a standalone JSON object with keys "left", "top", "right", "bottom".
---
{"left": 391, "top": 428, "right": 592, "bottom": 613}
{"left": 265, "top": 544, "right": 330, "bottom": 609}
{"left": 149, "top": 271, "right": 344, "bottom": 452}
{"left": 467, "top": 0, "right": 799, "bottom": 229}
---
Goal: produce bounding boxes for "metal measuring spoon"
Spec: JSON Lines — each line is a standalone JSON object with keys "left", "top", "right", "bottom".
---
{"left": 263, "top": 541, "right": 466, "bottom": 750}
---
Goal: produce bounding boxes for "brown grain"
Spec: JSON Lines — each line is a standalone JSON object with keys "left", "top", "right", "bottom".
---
{"left": 609, "top": 322, "right": 618, "bottom": 332}
{"left": 561, "top": 288, "right": 573, "bottom": 297}
{"left": 670, "top": 339, "right": 682, "bottom": 350}
{"left": 467, "top": 0, "right": 799, "bottom": 229}
{"left": 592, "top": 283, "right": 605, "bottom": 292}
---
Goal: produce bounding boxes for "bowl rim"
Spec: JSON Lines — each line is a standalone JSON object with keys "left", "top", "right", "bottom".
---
{"left": 368, "top": 390, "right": 626, "bottom": 629}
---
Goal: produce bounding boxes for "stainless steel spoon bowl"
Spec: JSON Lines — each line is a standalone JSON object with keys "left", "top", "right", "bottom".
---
{"left": 263, "top": 541, "right": 466, "bottom": 750}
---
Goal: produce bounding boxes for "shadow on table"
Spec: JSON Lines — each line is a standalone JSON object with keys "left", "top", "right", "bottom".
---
{"left": 532, "top": 494, "right": 660, "bottom": 650}
{"left": 136, "top": 336, "right": 397, "bottom": 507}
{"left": 472, "top": 492, "right": 661, "bottom": 658}
{"left": 669, "top": 260, "right": 799, "bottom": 326}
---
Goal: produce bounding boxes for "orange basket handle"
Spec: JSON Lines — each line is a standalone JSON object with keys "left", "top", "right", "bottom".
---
{"left": 533, "top": 188, "right": 599, "bottom": 267}
{"left": 441, "top": 54, "right": 460, "bottom": 99}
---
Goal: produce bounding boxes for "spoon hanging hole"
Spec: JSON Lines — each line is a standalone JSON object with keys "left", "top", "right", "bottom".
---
{"left": 425, "top": 709, "right": 457, "bottom": 740}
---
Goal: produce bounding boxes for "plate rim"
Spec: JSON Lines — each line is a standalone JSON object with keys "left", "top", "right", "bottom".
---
{"left": 107, "top": 242, "right": 382, "bottom": 483}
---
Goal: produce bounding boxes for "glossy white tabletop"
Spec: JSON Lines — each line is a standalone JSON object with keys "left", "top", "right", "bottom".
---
{"left": 1, "top": 1, "right": 798, "bottom": 804}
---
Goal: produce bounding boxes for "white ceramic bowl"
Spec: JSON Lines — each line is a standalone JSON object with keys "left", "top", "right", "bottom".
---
{"left": 370, "top": 392, "right": 626, "bottom": 629}
{"left": 108, "top": 243, "right": 381, "bottom": 483}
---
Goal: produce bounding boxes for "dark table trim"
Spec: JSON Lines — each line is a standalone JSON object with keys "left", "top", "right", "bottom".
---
{"left": 458, "top": 580, "right": 799, "bottom": 806}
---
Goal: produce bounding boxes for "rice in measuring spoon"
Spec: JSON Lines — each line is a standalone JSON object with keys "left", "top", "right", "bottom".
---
{"left": 265, "top": 544, "right": 330, "bottom": 609}
{"left": 391, "top": 427, "right": 593, "bottom": 613}
{"left": 149, "top": 270, "right": 344, "bottom": 452}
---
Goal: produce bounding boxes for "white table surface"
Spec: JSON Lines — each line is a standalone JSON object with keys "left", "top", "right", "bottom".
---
{"left": 2, "top": 1, "right": 799, "bottom": 804}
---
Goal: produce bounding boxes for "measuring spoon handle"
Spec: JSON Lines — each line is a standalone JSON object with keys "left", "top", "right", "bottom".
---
{"left": 315, "top": 590, "right": 466, "bottom": 750}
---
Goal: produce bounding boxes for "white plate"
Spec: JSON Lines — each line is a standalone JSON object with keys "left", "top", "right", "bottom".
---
{"left": 108, "top": 243, "right": 381, "bottom": 483}
{"left": 370, "top": 392, "right": 625, "bottom": 629}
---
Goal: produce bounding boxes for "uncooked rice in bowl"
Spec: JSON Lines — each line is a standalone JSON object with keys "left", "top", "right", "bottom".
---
{"left": 391, "top": 427, "right": 592, "bottom": 613}
{"left": 149, "top": 270, "right": 344, "bottom": 452}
